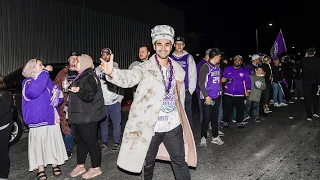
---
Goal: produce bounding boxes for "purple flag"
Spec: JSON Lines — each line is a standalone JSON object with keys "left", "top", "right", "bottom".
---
{"left": 270, "top": 30, "right": 287, "bottom": 59}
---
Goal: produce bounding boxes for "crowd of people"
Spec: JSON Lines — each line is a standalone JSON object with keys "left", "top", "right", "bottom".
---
{"left": 0, "top": 24, "right": 320, "bottom": 180}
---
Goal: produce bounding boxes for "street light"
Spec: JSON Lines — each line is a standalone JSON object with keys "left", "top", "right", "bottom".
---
{"left": 255, "top": 23, "right": 273, "bottom": 53}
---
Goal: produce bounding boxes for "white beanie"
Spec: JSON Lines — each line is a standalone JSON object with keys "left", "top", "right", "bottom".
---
{"left": 151, "top": 25, "right": 175, "bottom": 44}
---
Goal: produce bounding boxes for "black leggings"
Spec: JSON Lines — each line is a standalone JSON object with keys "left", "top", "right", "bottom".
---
{"left": 0, "top": 122, "right": 12, "bottom": 179}
{"left": 73, "top": 123, "right": 101, "bottom": 168}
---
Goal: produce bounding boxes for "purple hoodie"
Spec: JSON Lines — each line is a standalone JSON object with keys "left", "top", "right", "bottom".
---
{"left": 22, "top": 70, "right": 63, "bottom": 128}
{"left": 196, "top": 58, "right": 207, "bottom": 97}
{"left": 223, "top": 66, "right": 251, "bottom": 97}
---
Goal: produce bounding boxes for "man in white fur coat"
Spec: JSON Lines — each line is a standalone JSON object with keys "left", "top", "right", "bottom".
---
{"left": 101, "top": 25, "right": 197, "bottom": 180}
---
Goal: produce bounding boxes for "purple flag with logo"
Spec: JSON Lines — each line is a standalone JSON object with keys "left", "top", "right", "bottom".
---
{"left": 270, "top": 30, "right": 287, "bottom": 59}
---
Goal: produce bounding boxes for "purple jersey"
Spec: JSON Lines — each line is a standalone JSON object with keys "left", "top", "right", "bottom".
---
{"left": 203, "top": 62, "right": 221, "bottom": 99}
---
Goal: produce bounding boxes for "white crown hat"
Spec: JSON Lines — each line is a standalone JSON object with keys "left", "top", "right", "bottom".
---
{"left": 151, "top": 25, "right": 175, "bottom": 44}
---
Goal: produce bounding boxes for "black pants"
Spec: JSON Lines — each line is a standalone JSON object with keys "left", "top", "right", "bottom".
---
{"left": 144, "top": 125, "right": 190, "bottom": 180}
{"left": 201, "top": 96, "right": 221, "bottom": 138}
{"left": 264, "top": 83, "right": 271, "bottom": 105}
{"left": 303, "top": 84, "right": 319, "bottom": 118}
{"left": 73, "top": 122, "right": 101, "bottom": 167}
{"left": 185, "top": 91, "right": 193, "bottom": 128}
{"left": 284, "top": 79, "right": 292, "bottom": 101}
{"left": 222, "top": 95, "right": 245, "bottom": 123}
{"left": 0, "top": 122, "right": 12, "bottom": 179}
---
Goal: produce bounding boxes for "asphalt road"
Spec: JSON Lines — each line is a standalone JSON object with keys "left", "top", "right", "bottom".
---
{"left": 8, "top": 99, "right": 320, "bottom": 180}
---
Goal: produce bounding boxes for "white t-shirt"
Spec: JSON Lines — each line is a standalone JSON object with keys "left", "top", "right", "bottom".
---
{"left": 154, "top": 66, "right": 181, "bottom": 132}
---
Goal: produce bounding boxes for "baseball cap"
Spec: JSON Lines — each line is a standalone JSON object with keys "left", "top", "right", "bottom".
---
{"left": 251, "top": 54, "right": 260, "bottom": 61}
{"left": 205, "top": 48, "right": 212, "bottom": 56}
{"left": 101, "top": 48, "right": 112, "bottom": 55}
{"left": 234, "top": 55, "right": 243, "bottom": 61}
{"left": 174, "top": 36, "right": 185, "bottom": 43}
{"left": 70, "top": 52, "right": 79, "bottom": 57}
{"left": 210, "top": 47, "right": 223, "bottom": 55}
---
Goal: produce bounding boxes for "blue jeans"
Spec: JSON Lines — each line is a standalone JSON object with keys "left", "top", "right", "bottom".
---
{"left": 64, "top": 127, "right": 74, "bottom": 152}
{"left": 198, "top": 97, "right": 204, "bottom": 125}
{"left": 272, "top": 82, "right": 283, "bottom": 104}
{"left": 100, "top": 103, "right": 122, "bottom": 144}
{"left": 245, "top": 100, "right": 260, "bottom": 120}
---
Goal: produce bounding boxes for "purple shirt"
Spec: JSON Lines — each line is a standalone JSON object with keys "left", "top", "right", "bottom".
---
{"left": 170, "top": 54, "right": 189, "bottom": 89}
{"left": 223, "top": 66, "right": 251, "bottom": 97}
{"left": 203, "top": 62, "right": 221, "bottom": 99}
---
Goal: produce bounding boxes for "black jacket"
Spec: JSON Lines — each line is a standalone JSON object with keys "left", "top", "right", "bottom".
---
{"left": 271, "top": 64, "right": 284, "bottom": 83}
{"left": 282, "top": 61, "right": 294, "bottom": 80}
{"left": 300, "top": 56, "right": 320, "bottom": 84}
{"left": 293, "top": 62, "right": 303, "bottom": 80}
{"left": 68, "top": 68, "right": 105, "bottom": 124}
{"left": 262, "top": 63, "right": 272, "bottom": 84}
{"left": 0, "top": 90, "right": 13, "bottom": 127}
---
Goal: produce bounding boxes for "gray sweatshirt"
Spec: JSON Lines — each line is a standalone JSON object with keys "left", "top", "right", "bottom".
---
{"left": 95, "top": 62, "right": 123, "bottom": 105}
{"left": 248, "top": 73, "right": 266, "bottom": 102}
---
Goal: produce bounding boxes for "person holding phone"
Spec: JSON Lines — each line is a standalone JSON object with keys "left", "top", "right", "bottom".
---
{"left": 198, "top": 48, "right": 225, "bottom": 147}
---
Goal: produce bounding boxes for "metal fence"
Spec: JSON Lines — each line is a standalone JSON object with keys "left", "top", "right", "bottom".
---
{"left": 1, "top": 0, "right": 158, "bottom": 75}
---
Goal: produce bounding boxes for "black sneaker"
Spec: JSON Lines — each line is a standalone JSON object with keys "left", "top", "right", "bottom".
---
{"left": 255, "top": 119, "right": 260, "bottom": 123}
{"left": 67, "top": 151, "right": 72, "bottom": 158}
{"left": 237, "top": 122, "right": 244, "bottom": 128}
{"left": 112, "top": 143, "right": 120, "bottom": 151}
{"left": 222, "top": 122, "right": 229, "bottom": 128}
{"left": 101, "top": 142, "right": 108, "bottom": 150}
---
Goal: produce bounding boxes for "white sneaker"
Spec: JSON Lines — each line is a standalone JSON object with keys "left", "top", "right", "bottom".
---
{"left": 211, "top": 136, "right": 224, "bottom": 145}
{"left": 274, "top": 103, "right": 281, "bottom": 107}
{"left": 307, "top": 118, "right": 312, "bottom": 121}
{"left": 200, "top": 137, "right": 207, "bottom": 147}
{"left": 280, "top": 102, "right": 288, "bottom": 106}
{"left": 264, "top": 109, "right": 272, "bottom": 113}
{"left": 300, "top": 97, "right": 304, "bottom": 100}
{"left": 232, "top": 119, "right": 236, "bottom": 123}
{"left": 294, "top": 97, "right": 298, "bottom": 100}
{"left": 269, "top": 99, "right": 274, "bottom": 104}
{"left": 286, "top": 101, "right": 294, "bottom": 104}
{"left": 218, "top": 131, "right": 225, "bottom": 136}
{"left": 313, "top": 114, "right": 320, "bottom": 118}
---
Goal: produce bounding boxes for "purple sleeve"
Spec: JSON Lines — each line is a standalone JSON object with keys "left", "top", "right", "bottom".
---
{"left": 244, "top": 69, "right": 251, "bottom": 91}
{"left": 58, "top": 96, "right": 64, "bottom": 105}
{"left": 24, "top": 70, "right": 50, "bottom": 100}
{"left": 223, "top": 67, "right": 232, "bottom": 79}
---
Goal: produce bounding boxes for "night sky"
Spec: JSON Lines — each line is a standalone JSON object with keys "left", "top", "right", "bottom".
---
{"left": 155, "top": 0, "right": 319, "bottom": 59}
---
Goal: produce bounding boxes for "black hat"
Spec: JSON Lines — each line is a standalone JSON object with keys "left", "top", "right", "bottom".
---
{"left": 70, "top": 52, "right": 79, "bottom": 57}
{"left": 209, "top": 47, "right": 224, "bottom": 58}
{"left": 175, "top": 36, "right": 185, "bottom": 43}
